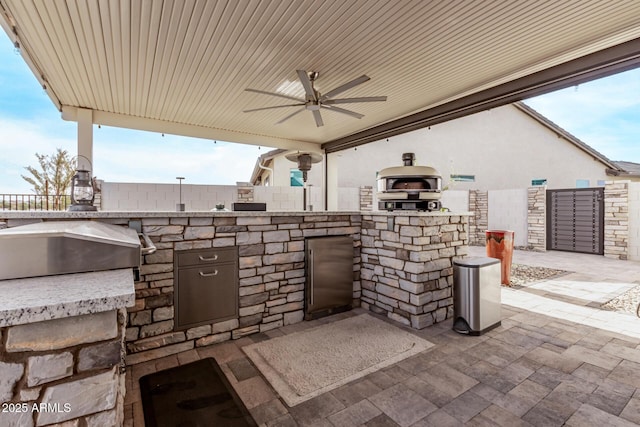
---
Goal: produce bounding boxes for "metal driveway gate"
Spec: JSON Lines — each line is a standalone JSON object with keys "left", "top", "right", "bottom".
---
{"left": 546, "top": 188, "right": 604, "bottom": 255}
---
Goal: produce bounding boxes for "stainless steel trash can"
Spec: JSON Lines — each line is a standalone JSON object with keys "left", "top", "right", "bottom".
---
{"left": 453, "top": 257, "right": 501, "bottom": 335}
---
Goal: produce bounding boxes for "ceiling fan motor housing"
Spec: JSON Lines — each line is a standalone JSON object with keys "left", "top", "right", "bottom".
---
{"left": 244, "top": 69, "right": 387, "bottom": 127}
{"left": 305, "top": 100, "right": 321, "bottom": 111}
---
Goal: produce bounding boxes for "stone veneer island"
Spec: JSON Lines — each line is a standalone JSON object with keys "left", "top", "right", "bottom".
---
{"left": 0, "top": 210, "right": 469, "bottom": 425}
{"left": 0, "top": 269, "right": 134, "bottom": 427}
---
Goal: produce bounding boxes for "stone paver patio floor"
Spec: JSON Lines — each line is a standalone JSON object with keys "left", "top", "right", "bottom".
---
{"left": 125, "top": 248, "right": 640, "bottom": 426}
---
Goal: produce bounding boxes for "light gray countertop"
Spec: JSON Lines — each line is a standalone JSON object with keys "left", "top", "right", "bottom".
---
{"left": 0, "top": 210, "right": 470, "bottom": 220}
{"left": 0, "top": 269, "right": 135, "bottom": 327}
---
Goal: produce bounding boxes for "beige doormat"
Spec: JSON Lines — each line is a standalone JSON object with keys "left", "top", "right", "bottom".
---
{"left": 242, "top": 314, "right": 434, "bottom": 407}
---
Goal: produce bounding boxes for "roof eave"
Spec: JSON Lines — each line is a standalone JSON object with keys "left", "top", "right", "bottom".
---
{"left": 514, "top": 102, "right": 621, "bottom": 171}
{"left": 606, "top": 168, "right": 640, "bottom": 178}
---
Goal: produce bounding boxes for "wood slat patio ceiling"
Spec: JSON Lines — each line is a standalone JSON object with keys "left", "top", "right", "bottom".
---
{"left": 1, "top": 0, "right": 639, "bottom": 152}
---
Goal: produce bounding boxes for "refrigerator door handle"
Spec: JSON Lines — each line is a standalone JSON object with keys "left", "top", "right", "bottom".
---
{"left": 309, "top": 249, "right": 314, "bottom": 307}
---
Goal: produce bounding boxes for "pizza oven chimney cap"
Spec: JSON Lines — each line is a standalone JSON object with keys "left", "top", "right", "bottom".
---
{"left": 402, "top": 153, "right": 415, "bottom": 166}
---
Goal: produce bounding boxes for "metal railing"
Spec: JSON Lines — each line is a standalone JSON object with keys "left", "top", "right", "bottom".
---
{"left": 0, "top": 194, "right": 71, "bottom": 211}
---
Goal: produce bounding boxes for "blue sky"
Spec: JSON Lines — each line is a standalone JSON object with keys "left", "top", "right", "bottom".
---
{"left": 525, "top": 70, "right": 640, "bottom": 164}
{"left": 0, "top": 31, "right": 638, "bottom": 194}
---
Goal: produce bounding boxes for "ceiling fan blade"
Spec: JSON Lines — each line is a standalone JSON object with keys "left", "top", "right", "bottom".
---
{"left": 321, "top": 105, "right": 364, "bottom": 119}
{"left": 296, "top": 70, "right": 317, "bottom": 100}
{"left": 245, "top": 88, "right": 304, "bottom": 102}
{"left": 275, "top": 107, "right": 305, "bottom": 124}
{"left": 323, "top": 96, "right": 387, "bottom": 104}
{"left": 243, "top": 103, "right": 304, "bottom": 113}
{"left": 312, "top": 110, "right": 324, "bottom": 127}
{"left": 320, "top": 75, "right": 370, "bottom": 100}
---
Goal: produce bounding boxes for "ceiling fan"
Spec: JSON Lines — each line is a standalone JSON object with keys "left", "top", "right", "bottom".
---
{"left": 243, "top": 70, "right": 387, "bottom": 127}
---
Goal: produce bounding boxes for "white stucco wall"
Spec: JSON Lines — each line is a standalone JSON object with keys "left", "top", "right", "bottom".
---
{"left": 101, "top": 182, "right": 238, "bottom": 211}
{"left": 629, "top": 182, "right": 640, "bottom": 261}
{"left": 338, "top": 187, "right": 360, "bottom": 211}
{"left": 321, "top": 104, "right": 610, "bottom": 192}
{"left": 440, "top": 190, "right": 469, "bottom": 213}
{"left": 487, "top": 189, "right": 528, "bottom": 247}
{"left": 101, "top": 182, "right": 352, "bottom": 211}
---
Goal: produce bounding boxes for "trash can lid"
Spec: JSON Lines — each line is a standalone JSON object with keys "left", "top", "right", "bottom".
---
{"left": 454, "top": 256, "right": 500, "bottom": 267}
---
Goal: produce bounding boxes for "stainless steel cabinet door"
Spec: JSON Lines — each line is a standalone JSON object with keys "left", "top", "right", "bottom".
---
{"left": 176, "top": 263, "right": 237, "bottom": 329}
{"left": 306, "top": 236, "right": 353, "bottom": 314}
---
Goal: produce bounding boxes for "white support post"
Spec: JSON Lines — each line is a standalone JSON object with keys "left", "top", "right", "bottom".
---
{"left": 76, "top": 108, "right": 93, "bottom": 171}
{"left": 325, "top": 152, "right": 338, "bottom": 211}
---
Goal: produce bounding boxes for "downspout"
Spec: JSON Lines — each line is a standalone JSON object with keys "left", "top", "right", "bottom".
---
{"left": 257, "top": 161, "right": 273, "bottom": 185}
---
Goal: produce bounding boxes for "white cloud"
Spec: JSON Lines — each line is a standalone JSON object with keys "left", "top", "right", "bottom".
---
{"left": 92, "top": 127, "right": 265, "bottom": 185}
{"left": 0, "top": 118, "right": 77, "bottom": 193}
{"left": 0, "top": 119, "right": 266, "bottom": 193}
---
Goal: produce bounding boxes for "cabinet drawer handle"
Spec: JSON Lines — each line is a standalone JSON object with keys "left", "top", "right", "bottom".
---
{"left": 198, "top": 254, "right": 218, "bottom": 261}
{"left": 199, "top": 270, "right": 218, "bottom": 277}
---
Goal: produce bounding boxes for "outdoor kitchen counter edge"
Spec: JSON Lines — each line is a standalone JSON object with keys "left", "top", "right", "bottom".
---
{"left": 0, "top": 210, "right": 472, "bottom": 219}
{"left": 0, "top": 268, "right": 135, "bottom": 327}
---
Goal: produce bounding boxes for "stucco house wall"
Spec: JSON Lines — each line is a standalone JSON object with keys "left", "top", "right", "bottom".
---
{"left": 488, "top": 189, "right": 529, "bottom": 247}
{"left": 328, "top": 104, "right": 614, "bottom": 192}
{"left": 253, "top": 103, "right": 630, "bottom": 193}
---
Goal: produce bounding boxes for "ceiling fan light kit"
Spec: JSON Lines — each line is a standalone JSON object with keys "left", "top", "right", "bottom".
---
{"left": 244, "top": 70, "right": 388, "bottom": 127}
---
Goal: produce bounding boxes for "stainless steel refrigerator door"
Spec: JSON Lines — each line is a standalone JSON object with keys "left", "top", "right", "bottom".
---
{"left": 306, "top": 236, "right": 354, "bottom": 314}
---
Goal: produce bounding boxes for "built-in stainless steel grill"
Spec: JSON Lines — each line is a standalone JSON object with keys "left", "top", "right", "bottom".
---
{"left": 0, "top": 221, "right": 143, "bottom": 281}
{"left": 377, "top": 153, "right": 442, "bottom": 211}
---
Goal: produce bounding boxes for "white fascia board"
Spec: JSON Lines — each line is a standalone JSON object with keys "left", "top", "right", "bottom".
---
{"left": 61, "top": 106, "right": 321, "bottom": 152}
